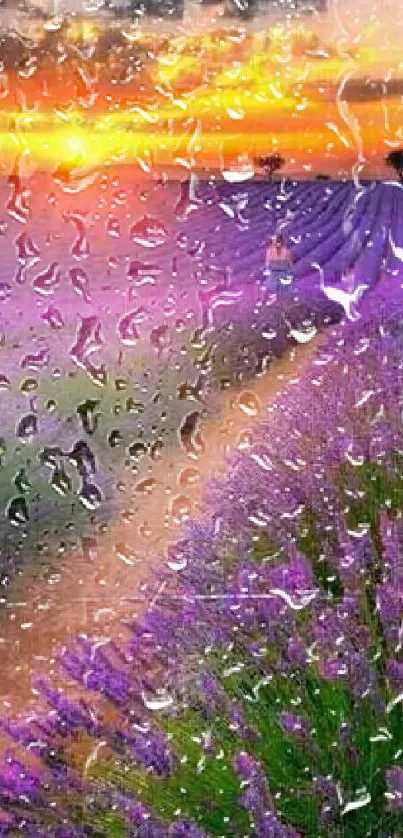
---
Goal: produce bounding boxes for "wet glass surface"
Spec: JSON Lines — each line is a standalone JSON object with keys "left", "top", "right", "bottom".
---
{"left": 0, "top": 1, "right": 402, "bottom": 835}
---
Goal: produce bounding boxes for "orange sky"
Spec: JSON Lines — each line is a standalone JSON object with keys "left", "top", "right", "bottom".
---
{"left": 0, "top": 1, "right": 402, "bottom": 178}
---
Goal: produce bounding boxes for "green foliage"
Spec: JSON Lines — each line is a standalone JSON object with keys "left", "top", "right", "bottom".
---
{"left": 297, "top": 506, "right": 344, "bottom": 600}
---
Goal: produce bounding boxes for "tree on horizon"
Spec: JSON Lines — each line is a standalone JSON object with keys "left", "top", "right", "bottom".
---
{"left": 254, "top": 152, "right": 285, "bottom": 180}
{"left": 386, "top": 148, "right": 403, "bottom": 182}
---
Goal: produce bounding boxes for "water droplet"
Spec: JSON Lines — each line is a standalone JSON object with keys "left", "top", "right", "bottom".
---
{"left": 40, "top": 445, "right": 63, "bottom": 470}
{"left": 20, "top": 378, "right": 38, "bottom": 394}
{"left": 69, "top": 267, "right": 91, "bottom": 302}
{"left": 51, "top": 466, "right": 72, "bottom": 496}
{"left": 108, "top": 430, "right": 123, "bottom": 448}
{"left": 165, "top": 544, "right": 188, "bottom": 571}
{"left": 237, "top": 431, "right": 252, "bottom": 450}
{"left": 170, "top": 494, "right": 192, "bottom": 524}
{"left": 115, "top": 378, "right": 127, "bottom": 391}
{"left": 106, "top": 216, "right": 120, "bottom": 238}
{"left": 141, "top": 689, "right": 173, "bottom": 711}
{"left": 79, "top": 480, "right": 102, "bottom": 511}
{"left": 126, "top": 398, "right": 144, "bottom": 415}
{"left": 135, "top": 478, "right": 156, "bottom": 496}
{"left": 14, "top": 468, "right": 31, "bottom": 493}
{"left": 82, "top": 536, "right": 98, "bottom": 562}
{"left": 179, "top": 411, "right": 205, "bottom": 457}
{"left": 7, "top": 496, "right": 29, "bottom": 526}
{"left": 16, "top": 413, "right": 38, "bottom": 442}
{"left": 117, "top": 311, "right": 140, "bottom": 346}
{"left": 130, "top": 216, "right": 168, "bottom": 248}
{"left": 68, "top": 441, "right": 96, "bottom": 478}
{"left": 128, "top": 441, "right": 148, "bottom": 461}
{"left": 150, "top": 439, "right": 164, "bottom": 461}
{"left": 21, "top": 348, "right": 50, "bottom": 371}
{"left": 115, "top": 542, "right": 136, "bottom": 565}
{"left": 32, "top": 262, "right": 61, "bottom": 296}
{"left": 0, "top": 374, "right": 11, "bottom": 390}
{"left": 64, "top": 211, "right": 90, "bottom": 259}
{"left": 178, "top": 467, "right": 200, "bottom": 488}
{"left": 150, "top": 324, "right": 169, "bottom": 356}
{"left": 126, "top": 260, "right": 161, "bottom": 285}
{"left": 15, "top": 231, "right": 40, "bottom": 264}
{"left": 41, "top": 305, "right": 64, "bottom": 330}
{"left": 70, "top": 317, "right": 106, "bottom": 385}
{"left": 238, "top": 391, "right": 261, "bottom": 416}
{"left": 0, "top": 282, "right": 12, "bottom": 301}
{"left": 77, "top": 399, "right": 100, "bottom": 436}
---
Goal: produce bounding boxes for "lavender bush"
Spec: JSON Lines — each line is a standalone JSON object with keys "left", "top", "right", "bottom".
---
{"left": 1, "top": 278, "right": 403, "bottom": 836}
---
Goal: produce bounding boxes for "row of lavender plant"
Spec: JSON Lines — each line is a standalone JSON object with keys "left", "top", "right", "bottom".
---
{"left": 1, "top": 276, "right": 403, "bottom": 836}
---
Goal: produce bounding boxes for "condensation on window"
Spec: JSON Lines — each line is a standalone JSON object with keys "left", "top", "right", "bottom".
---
{"left": 0, "top": 1, "right": 401, "bottom": 835}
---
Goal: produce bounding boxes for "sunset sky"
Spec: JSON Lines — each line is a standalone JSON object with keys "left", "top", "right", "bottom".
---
{"left": 0, "top": 0, "right": 402, "bottom": 178}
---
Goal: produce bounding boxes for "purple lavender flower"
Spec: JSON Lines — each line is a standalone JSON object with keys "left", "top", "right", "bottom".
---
{"left": 254, "top": 812, "right": 300, "bottom": 838}
{"left": 315, "top": 776, "right": 340, "bottom": 829}
{"left": 348, "top": 652, "right": 384, "bottom": 713}
{"left": 116, "top": 797, "right": 166, "bottom": 837}
{"left": 278, "top": 711, "right": 310, "bottom": 740}
{"left": 286, "top": 635, "right": 308, "bottom": 668}
{"left": 385, "top": 767, "right": 403, "bottom": 811}
{"left": 35, "top": 678, "right": 101, "bottom": 737}
{"left": 169, "top": 821, "right": 208, "bottom": 837}
{"left": 379, "top": 511, "right": 403, "bottom": 580}
{"left": 386, "top": 658, "right": 403, "bottom": 690}
{"left": 376, "top": 582, "right": 403, "bottom": 651}
{"left": 59, "top": 638, "right": 131, "bottom": 705}
{"left": 233, "top": 751, "right": 275, "bottom": 819}
{"left": 199, "top": 671, "right": 227, "bottom": 714}
{"left": 313, "top": 594, "right": 371, "bottom": 681}
{"left": 0, "top": 718, "right": 51, "bottom": 758}
{"left": 200, "top": 671, "right": 258, "bottom": 740}
{"left": 112, "top": 726, "right": 175, "bottom": 776}
{"left": 234, "top": 751, "right": 300, "bottom": 836}
{"left": 0, "top": 754, "right": 41, "bottom": 801}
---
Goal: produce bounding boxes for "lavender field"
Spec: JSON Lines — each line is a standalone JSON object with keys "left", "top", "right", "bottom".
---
{"left": 0, "top": 170, "right": 402, "bottom": 836}
{"left": 0, "top": 174, "right": 399, "bottom": 579}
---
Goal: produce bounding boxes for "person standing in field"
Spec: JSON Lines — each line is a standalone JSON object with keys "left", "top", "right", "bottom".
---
{"left": 264, "top": 233, "right": 294, "bottom": 295}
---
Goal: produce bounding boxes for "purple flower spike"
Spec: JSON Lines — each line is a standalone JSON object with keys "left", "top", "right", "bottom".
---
{"left": 234, "top": 751, "right": 275, "bottom": 821}
{"left": 385, "top": 767, "right": 403, "bottom": 811}
{"left": 255, "top": 812, "right": 300, "bottom": 837}
{"left": 278, "top": 711, "right": 310, "bottom": 740}
{"left": 114, "top": 727, "right": 175, "bottom": 776}
{"left": 386, "top": 658, "right": 403, "bottom": 691}
{"left": 234, "top": 751, "right": 300, "bottom": 835}
{"left": 116, "top": 795, "right": 166, "bottom": 835}
{"left": 199, "top": 671, "right": 227, "bottom": 713}
{"left": 35, "top": 678, "right": 101, "bottom": 737}
{"left": 287, "top": 635, "right": 308, "bottom": 668}
{"left": 60, "top": 640, "right": 130, "bottom": 705}
{"left": 0, "top": 754, "right": 41, "bottom": 801}
{"left": 379, "top": 512, "right": 403, "bottom": 584}
{"left": 170, "top": 820, "right": 208, "bottom": 837}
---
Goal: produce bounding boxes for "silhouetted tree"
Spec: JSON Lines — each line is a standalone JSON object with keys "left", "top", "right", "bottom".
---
{"left": 254, "top": 153, "right": 285, "bottom": 180}
{"left": 386, "top": 149, "right": 403, "bottom": 182}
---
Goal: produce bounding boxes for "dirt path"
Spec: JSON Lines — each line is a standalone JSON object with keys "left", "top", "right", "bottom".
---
{"left": 0, "top": 337, "right": 318, "bottom": 728}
